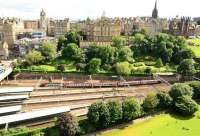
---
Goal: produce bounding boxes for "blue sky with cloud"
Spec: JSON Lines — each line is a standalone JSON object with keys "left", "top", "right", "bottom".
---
{"left": 0, "top": 0, "right": 199, "bottom": 20}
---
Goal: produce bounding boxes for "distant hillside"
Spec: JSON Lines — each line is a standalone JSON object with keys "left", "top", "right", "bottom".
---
{"left": 193, "top": 17, "right": 200, "bottom": 22}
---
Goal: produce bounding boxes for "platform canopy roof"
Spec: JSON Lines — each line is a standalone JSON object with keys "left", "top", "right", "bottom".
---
{"left": 0, "top": 106, "right": 70, "bottom": 125}
{"left": 0, "top": 87, "right": 34, "bottom": 94}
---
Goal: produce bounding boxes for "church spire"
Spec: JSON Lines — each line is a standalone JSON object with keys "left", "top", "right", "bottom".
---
{"left": 152, "top": 0, "right": 158, "bottom": 19}
{"left": 155, "top": 0, "right": 157, "bottom": 9}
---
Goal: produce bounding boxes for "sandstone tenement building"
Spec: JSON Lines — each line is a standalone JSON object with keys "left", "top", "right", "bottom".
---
{"left": 168, "top": 17, "right": 200, "bottom": 37}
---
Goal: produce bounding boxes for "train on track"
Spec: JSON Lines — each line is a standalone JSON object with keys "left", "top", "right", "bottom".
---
{"left": 40, "top": 80, "right": 161, "bottom": 88}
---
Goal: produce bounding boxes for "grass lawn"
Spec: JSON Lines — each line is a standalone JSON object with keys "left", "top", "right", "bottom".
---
{"left": 187, "top": 38, "right": 200, "bottom": 45}
{"left": 99, "top": 106, "right": 200, "bottom": 136}
{"left": 188, "top": 46, "right": 200, "bottom": 57}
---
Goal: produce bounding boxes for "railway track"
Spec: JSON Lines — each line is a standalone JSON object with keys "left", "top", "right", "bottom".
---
{"left": 30, "top": 88, "right": 129, "bottom": 98}
{"left": 22, "top": 84, "right": 170, "bottom": 111}
{"left": 16, "top": 83, "right": 170, "bottom": 128}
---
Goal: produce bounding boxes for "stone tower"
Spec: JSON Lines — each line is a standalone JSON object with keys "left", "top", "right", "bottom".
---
{"left": 152, "top": 0, "right": 158, "bottom": 19}
{"left": 39, "top": 9, "right": 47, "bottom": 30}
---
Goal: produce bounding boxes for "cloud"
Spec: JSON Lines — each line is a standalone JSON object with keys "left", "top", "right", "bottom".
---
{"left": 0, "top": 0, "right": 199, "bottom": 20}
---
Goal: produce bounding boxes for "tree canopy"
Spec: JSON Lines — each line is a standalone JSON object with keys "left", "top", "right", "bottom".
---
{"left": 61, "top": 43, "right": 84, "bottom": 62}
{"left": 25, "top": 50, "right": 44, "bottom": 65}
{"left": 87, "top": 58, "right": 101, "bottom": 74}
{"left": 177, "top": 59, "right": 196, "bottom": 76}
{"left": 41, "top": 42, "right": 57, "bottom": 61}
{"left": 115, "top": 61, "right": 131, "bottom": 76}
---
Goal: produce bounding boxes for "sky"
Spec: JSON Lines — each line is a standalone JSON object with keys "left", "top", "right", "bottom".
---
{"left": 0, "top": 0, "right": 199, "bottom": 20}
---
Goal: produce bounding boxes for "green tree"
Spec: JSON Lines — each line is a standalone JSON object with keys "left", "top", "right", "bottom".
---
{"left": 175, "top": 36, "right": 187, "bottom": 47}
{"left": 140, "top": 28, "right": 148, "bottom": 35}
{"left": 107, "top": 101, "right": 123, "bottom": 125}
{"left": 86, "top": 44, "right": 116, "bottom": 64}
{"left": 87, "top": 102, "right": 100, "bottom": 127}
{"left": 122, "top": 98, "right": 141, "bottom": 121}
{"left": 142, "top": 93, "right": 159, "bottom": 112}
{"left": 112, "top": 36, "right": 125, "bottom": 48}
{"left": 169, "top": 83, "right": 193, "bottom": 100}
{"left": 57, "top": 112, "right": 79, "bottom": 136}
{"left": 41, "top": 42, "right": 57, "bottom": 61}
{"left": 61, "top": 43, "right": 84, "bottom": 62}
{"left": 57, "top": 36, "right": 67, "bottom": 51}
{"left": 65, "top": 30, "right": 80, "bottom": 46}
{"left": 174, "top": 96, "right": 198, "bottom": 116}
{"left": 116, "top": 61, "right": 131, "bottom": 75}
{"left": 117, "top": 47, "right": 133, "bottom": 62}
{"left": 177, "top": 59, "right": 196, "bottom": 76}
{"left": 99, "top": 45, "right": 116, "bottom": 64}
{"left": 87, "top": 58, "right": 101, "bottom": 74}
{"left": 189, "top": 81, "right": 200, "bottom": 99}
{"left": 155, "top": 58, "right": 163, "bottom": 68}
{"left": 157, "top": 91, "right": 173, "bottom": 108}
{"left": 134, "top": 33, "right": 145, "bottom": 44}
{"left": 25, "top": 50, "right": 44, "bottom": 65}
{"left": 87, "top": 102, "right": 110, "bottom": 128}
{"left": 174, "top": 49, "right": 195, "bottom": 64}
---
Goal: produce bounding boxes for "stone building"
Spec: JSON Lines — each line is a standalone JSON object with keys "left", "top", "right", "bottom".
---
{"left": 24, "top": 9, "right": 47, "bottom": 32}
{"left": 120, "top": 17, "right": 168, "bottom": 36}
{"left": 0, "top": 41, "right": 9, "bottom": 60}
{"left": 0, "top": 18, "right": 24, "bottom": 48}
{"left": 24, "top": 20, "right": 39, "bottom": 31}
{"left": 39, "top": 9, "right": 47, "bottom": 30}
{"left": 83, "top": 14, "right": 121, "bottom": 42}
{"left": 47, "top": 18, "right": 70, "bottom": 37}
{"left": 168, "top": 17, "right": 200, "bottom": 37}
{"left": 120, "top": 1, "right": 167, "bottom": 36}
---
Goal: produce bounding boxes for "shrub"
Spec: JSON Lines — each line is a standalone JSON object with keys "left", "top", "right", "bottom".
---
{"left": 87, "top": 102, "right": 110, "bottom": 128}
{"left": 122, "top": 98, "right": 141, "bottom": 121}
{"left": 189, "top": 81, "right": 200, "bottom": 99}
{"left": 142, "top": 93, "right": 159, "bottom": 112}
{"left": 155, "top": 58, "right": 163, "bottom": 68}
{"left": 102, "top": 64, "right": 112, "bottom": 71}
{"left": 133, "top": 67, "right": 146, "bottom": 74}
{"left": 87, "top": 102, "right": 99, "bottom": 127}
{"left": 177, "top": 59, "right": 196, "bottom": 76}
{"left": 25, "top": 50, "right": 44, "bottom": 65}
{"left": 169, "top": 83, "right": 193, "bottom": 100}
{"left": 132, "top": 62, "right": 145, "bottom": 67}
{"left": 87, "top": 58, "right": 101, "bottom": 74}
{"left": 174, "top": 96, "right": 198, "bottom": 116}
{"left": 157, "top": 91, "right": 173, "bottom": 108}
{"left": 116, "top": 61, "right": 131, "bottom": 76}
{"left": 75, "top": 63, "right": 86, "bottom": 71}
{"left": 78, "top": 119, "right": 96, "bottom": 135}
{"left": 144, "top": 67, "right": 152, "bottom": 75}
{"left": 57, "top": 65, "right": 65, "bottom": 72}
{"left": 57, "top": 112, "right": 79, "bottom": 136}
{"left": 107, "top": 101, "right": 123, "bottom": 125}
{"left": 144, "top": 61, "right": 155, "bottom": 66}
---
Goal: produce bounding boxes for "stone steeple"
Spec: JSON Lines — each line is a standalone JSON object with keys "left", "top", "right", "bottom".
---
{"left": 39, "top": 9, "right": 47, "bottom": 30}
{"left": 152, "top": 0, "right": 158, "bottom": 19}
